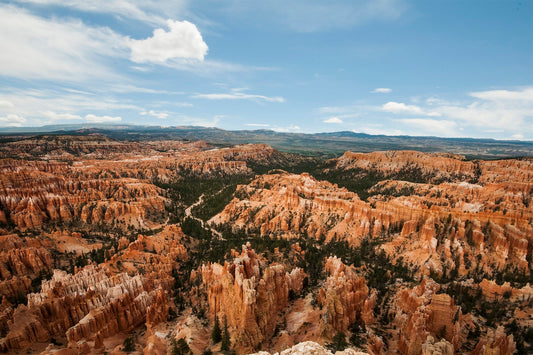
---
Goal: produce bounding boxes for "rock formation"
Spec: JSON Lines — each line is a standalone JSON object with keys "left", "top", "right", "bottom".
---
{"left": 201, "top": 243, "right": 306, "bottom": 352}
{"left": 318, "top": 257, "right": 372, "bottom": 337}
{"left": 471, "top": 326, "right": 516, "bottom": 355}
{"left": 210, "top": 168, "right": 532, "bottom": 278}
{"left": 389, "top": 279, "right": 474, "bottom": 354}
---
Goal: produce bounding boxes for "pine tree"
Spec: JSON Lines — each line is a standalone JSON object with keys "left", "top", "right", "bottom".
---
{"left": 211, "top": 315, "right": 222, "bottom": 343}
{"left": 327, "top": 331, "right": 348, "bottom": 352}
{"left": 221, "top": 315, "right": 231, "bottom": 351}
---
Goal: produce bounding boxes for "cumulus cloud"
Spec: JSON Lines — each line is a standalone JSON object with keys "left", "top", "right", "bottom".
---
{"left": 129, "top": 20, "right": 208, "bottom": 63}
{"left": 141, "top": 110, "right": 169, "bottom": 119}
{"left": 371, "top": 88, "right": 392, "bottom": 94}
{"left": 323, "top": 117, "right": 344, "bottom": 124}
{"left": 192, "top": 90, "right": 284, "bottom": 103}
{"left": 0, "top": 114, "right": 26, "bottom": 127}
{"left": 382, "top": 101, "right": 423, "bottom": 114}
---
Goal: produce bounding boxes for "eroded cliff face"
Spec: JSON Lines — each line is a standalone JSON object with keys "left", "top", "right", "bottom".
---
{"left": 201, "top": 243, "right": 306, "bottom": 353}
{"left": 209, "top": 172, "right": 388, "bottom": 245}
{"left": 0, "top": 159, "right": 167, "bottom": 230}
{"left": 318, "top": 257, "right": 373, "bottom": 337}
{"left": 0, "top": 142, "right": 293, "bottom": 230}
{"left": 209, "top": 167, "right": 532, "bottom": 279}
{"left": 334, "top": 151, "right": 478, "bottom": 183}
{"left": 0, "top": 234, "right": 53, "bottom": 302}
{"left": 0, "top": 224, "right": 187, "bottom": 353}
{"left": 205, "top": 153, "right": 529, "bottom": 353}
{"left": 387, "top": 279, "right": 473, "bottom": 354}
{"left": 471, "top": 326, "right": 516, "bottom": 355}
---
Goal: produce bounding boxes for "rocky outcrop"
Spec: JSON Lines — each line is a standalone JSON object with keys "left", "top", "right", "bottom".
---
{"left": 210, "top": 170, "right": 532, "bottom": 278}
{"left": 0, "top": 234, "right": 53, "bottom": 303}
{"left": 421, "top": 335, "right": 454, "bottom": 355}
{"left": 390, "top": 279, "right": 473, "bottom": 354}
{"left": 0, "top": 265, "right": 168, "bottom": 351}
{"left": 209, "top": 172, "right": 394, "bottom": 246}
{"left": 201, "top": 243, "right": 306, "bottom": 352}
{"left": 0, "top": 159, "right": 167, "bottom": 229}
{"left": 318, "top": 257, "right": 372, "bottom": 337}
{"left": 471, "top": 326, "right": 516, "bottom": 355}
{"left": 334, "top": 150, "right": 477, "bottom": 183}
{"left": 0, "top": 143, "right": 295, "bottom": 230}
{"left": 0, "top": 224, "right": 186, "bottom": 352}
{"left": 250, "top": 341, "right": 370, "bottom": 355}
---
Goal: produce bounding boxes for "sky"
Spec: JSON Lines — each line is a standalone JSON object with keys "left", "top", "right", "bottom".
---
{"left": 0, "top": 0, "right": 532, "bottom": 140}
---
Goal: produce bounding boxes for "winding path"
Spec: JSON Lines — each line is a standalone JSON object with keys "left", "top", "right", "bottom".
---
{"left": 184, "top": 194, "right": 222, "bottom": 238}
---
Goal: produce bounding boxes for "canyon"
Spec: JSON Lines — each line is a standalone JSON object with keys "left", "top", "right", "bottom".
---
{"left": 0, "top": 134, "right": 530, "bottom": 354}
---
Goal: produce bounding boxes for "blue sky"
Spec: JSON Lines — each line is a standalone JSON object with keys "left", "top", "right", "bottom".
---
{"left": 0, "top": 0, "right": 532, "bottom": 140}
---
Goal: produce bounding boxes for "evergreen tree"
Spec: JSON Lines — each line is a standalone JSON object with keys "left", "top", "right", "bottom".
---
{"left": 122, "top": 336, "right": 135, "bottom": 353}
{"left": 211, "top": 315, "right": 222, "bottom": 343}
{"left": 171, "top": 338, "right": 192, "bottom": 355}
{"left": 221, "top": 315, "right": 231, "bottom": 351}
{"left": 327, "top": 331, "right": 348, "bottom": 352}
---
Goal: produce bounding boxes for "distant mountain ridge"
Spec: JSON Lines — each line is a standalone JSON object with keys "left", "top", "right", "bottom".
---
{"left": 1, "top": 124, "right": 532, "bottom": 159}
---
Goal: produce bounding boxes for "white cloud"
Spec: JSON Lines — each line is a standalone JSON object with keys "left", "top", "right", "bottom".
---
{"left": 0, "top": 100, "right": 14, "bottom": 108}
{"left": 318, "top": 87, "right": 533, "bottom": 139}
{"left": 16, "top": 0, "right": 187, "bottom": 26}
{"left": 0, "top": 88, "right": 140, "bottom": 118}
{"left": 436, "top": 90, "right": 533, "bottom": 130}
{"left": 0, "top": 5, "right": 126, "bottom": 82}
{"left": 85, "top": 114, "right": 122, "bottom": 123}
{"left": 511, "top": 133, "right": 524, "bottom": 140}
{"left": 141, "top": 110, "right": 169, "bottom": 119}
{"left": 129, "top": 20, "right": 208, "bottom": 63}
{"left": 398, "top": 118, "right": 458, "bottom": 137}
{"left": 40, "top": 110, "right": 122, "bottom": 123}
{"left": 323, "top": 117, "right": 344, "bottom": 124}
{"left": 383, "top": 101, "right": 441, "bottom": 117}
{"left": 0, "top": 114, "right": 26, "bottom": 127}
{"left": 42, "top": 111, "right": 83, "bottom": 121}
{"left": 371, "top": 88, "right": 392, "bottom": 94}
{"left": 470, "top": 88, "right": 533, "bottom": 102}
{"left": 382, "top": 101, "right": 423, "bottom": 114}
{"left": 193, "top": 90, "right": 285, "bottom": 103}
